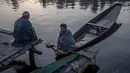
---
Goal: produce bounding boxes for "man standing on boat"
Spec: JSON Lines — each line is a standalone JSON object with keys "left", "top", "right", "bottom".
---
{"left": 12, "top": 11, "right": 37, "bottom": 47}
{"left": 58, "top": 23, "right": 75, "bottom": 50}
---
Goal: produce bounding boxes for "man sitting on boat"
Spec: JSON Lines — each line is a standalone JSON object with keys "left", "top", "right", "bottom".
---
{"left": 57, "top": 23, "right": 75, "bottom": 50}
{"left": 12, "top": 11, "right": 37, "bottom": 47}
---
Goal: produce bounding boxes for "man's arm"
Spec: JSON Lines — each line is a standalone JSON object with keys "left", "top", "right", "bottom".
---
{"left": 57, "top": 31, "right": 64, "bottom": 48}
{"left": 63, "top": 30, "right": 75, "bottom": 50}
{"left": 24, "top": 20, "right": 38, "bottom": 41}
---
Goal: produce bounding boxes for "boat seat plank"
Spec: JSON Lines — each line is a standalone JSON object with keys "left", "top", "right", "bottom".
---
{"left": 87, "top": 22, "right": 108, "bottom": 28}
{"left": 96, "top": 20, "right": 114, "bottom": 28}
{"left": 88, "top": 20, "right": 114, "bottom": 28}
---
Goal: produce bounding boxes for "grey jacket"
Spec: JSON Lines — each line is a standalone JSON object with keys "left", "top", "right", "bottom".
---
{"left": 58, "top": 29, "right": 75, "bottom": 50}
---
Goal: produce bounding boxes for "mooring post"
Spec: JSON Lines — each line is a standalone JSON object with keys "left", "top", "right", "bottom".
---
{"left": 29, "top": 47, "right": 42, "bottom": 69}
{"left": 29, "top": 47, "right": 36, "bottom": 69}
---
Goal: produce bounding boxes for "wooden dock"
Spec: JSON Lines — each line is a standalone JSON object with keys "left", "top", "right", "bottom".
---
{"left": 0, "top": 29, "right": 42, "bottom": 67}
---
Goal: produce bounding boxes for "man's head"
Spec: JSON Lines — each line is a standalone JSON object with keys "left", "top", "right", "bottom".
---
{"left": 60, "top": 23, "right": 67, "bottom": 31}
{"left": 22, "top": 11, "right": 30, "bottom": 19}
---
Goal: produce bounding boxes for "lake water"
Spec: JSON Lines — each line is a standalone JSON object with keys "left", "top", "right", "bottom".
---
{"left": 0, "top": 0, "right": 130, "bottom": 73}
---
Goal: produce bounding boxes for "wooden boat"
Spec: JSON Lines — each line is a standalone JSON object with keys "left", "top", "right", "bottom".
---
{"left": 31, "top": 47, "right": 99, "bottom": 73}
{"left": 0, "top": 29, "right": 42, "bottom": 67}
{"left": 51, "top": 3, "right": 122, "bottom": 57}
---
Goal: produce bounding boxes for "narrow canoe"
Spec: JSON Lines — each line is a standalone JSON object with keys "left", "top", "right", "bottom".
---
{"left": 55, "top": 3, "right": 122, "bottom": 57}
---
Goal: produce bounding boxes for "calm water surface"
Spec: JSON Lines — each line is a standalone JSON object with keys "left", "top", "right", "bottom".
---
{"left": 0, "top": 0, "right": 130, "bottom": 73}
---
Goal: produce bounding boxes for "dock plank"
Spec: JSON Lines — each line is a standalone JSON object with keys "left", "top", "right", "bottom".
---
{"left": 0, "top": 29, "right": 42, "bottom": 66}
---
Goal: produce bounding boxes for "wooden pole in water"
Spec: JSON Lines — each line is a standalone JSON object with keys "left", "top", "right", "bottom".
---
{"left": 29, "top": 47, "right": 42, "bottom": 69}
{"left": 29, "top": 47, "right": 36, "bottom": 69}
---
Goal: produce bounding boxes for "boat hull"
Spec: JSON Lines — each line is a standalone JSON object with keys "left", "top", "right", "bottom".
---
{"left": 31, "top": 47, "right": 99, "bottom": 73}
{"left": 55, "top": 3, "right": 122, "bottom": 57}
{"left": 55, "top": 23, "right": 121, "bottom": 59}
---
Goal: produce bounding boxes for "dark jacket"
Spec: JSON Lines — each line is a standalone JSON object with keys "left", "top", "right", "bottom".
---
{"left": 12, "top": 17, "right": 37, "bottom": 46}
{"left": 58, "top": 29, "right": 75, "bottom": 50}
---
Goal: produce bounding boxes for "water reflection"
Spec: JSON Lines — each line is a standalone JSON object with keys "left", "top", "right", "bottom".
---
{"left": 3, "top": 0, "right": 130, "bottom": 13}
{"left": 79, "top": 0, "right": 90, "bottom": 10}
{"left": 56, "top": 0, "right": 75, "bottom": 9}
{"left": 91, "top": 0, "right": 99, "bottom": 13}
{"left": 56, "top": 0, "right": 65, "bottom": 9}
{"left": 39, "top": 0, "right": 130, "bottom": 13}
{"left": 123, "top": 2, "right": 130, "bottom": 12}
{"left": 100, "top": 0, "right": 106, "bottom": 10}
{"left": 107, "top": 0, "right": 115, "bottom": 4}
{"left": 39, "top": 0, "right": 55, "bottom": 8}
{"left": 11, "top": 0, "right": 19, "bottom": 10}
{"left": 40, "top": 0, "right": 47, "bottom": 8}
{"left": 5, "top": 0, "right": 19, "bottom": 10}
